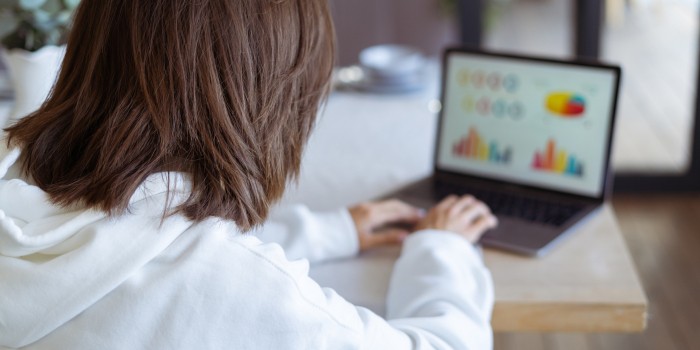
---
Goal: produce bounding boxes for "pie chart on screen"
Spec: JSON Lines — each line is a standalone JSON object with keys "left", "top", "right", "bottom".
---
{"left": 546, "top": 92, "right": 585, "bottom": 117}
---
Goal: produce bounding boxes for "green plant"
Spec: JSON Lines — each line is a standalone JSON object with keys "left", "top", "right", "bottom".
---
{"left": 0, "top": 0, "right": 80, "bottom": 52}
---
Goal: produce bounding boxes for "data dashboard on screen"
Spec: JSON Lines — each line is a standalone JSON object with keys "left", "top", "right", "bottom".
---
{"left": 436, "top": 53, "right": 618, "bottom": 197}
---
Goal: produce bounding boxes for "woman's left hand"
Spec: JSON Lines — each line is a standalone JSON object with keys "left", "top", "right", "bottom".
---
{"left": 349, "top": 199, "right": 424, "bottom": 252}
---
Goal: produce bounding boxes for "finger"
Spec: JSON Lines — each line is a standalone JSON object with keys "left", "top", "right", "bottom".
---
{"left": 465, "top": 214, "right": 498, "bottom": 238}
{"left": 435, "top": 195, "right": 459, "bottom": 212}
{"left": 371, "top": 200, "right": 424, "bottom": 225}
{"left": 448, "top": 195, "right": 476, "bottom": 217}
{"left": 456, "top": 201, "right": 492, "bottom": 226}
{"left": 364, "top": 229, "right": 409, "bottom": 249}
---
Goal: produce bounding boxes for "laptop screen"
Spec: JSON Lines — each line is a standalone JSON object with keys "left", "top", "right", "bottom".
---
{"left": 436, "top": 51, "right": 619, "bottom": 198}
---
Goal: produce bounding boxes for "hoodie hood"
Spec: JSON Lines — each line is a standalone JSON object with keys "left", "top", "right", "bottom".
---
{"left": 0, "top": 145, "right": 194, "bottom": 348}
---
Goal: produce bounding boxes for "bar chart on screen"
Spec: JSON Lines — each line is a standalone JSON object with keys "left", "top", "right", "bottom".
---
{"left": 452, "top": 127, "right": 512, "bottom": 164}
{"left": 532, "top": 139, "right": 584, "bottom": 177}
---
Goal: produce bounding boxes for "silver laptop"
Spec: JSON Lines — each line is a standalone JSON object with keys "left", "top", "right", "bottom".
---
{"left": 391, "top": 48, "right": 621, "bottom": 256}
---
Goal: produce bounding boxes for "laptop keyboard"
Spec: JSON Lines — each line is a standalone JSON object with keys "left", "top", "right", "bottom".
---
{"left": 434, "top": 182, "right": 584, "bottom": 227}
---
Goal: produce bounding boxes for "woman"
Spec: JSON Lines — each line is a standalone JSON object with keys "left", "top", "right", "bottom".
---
{"left": 0, "top": 0, "right": 498, "bottom": 349}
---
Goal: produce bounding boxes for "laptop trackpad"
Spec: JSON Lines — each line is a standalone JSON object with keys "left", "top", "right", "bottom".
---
{"left": 481, "top": 216, "right": 564, "bottom": 255}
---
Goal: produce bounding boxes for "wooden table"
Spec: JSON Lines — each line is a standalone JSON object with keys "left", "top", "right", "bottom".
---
{"left": 484, "top": 205, "right": 646, "bottom": 332}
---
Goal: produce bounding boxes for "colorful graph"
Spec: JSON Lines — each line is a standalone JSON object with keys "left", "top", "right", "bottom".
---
{"left": 531, "top": 139, "right": 584, "bottom": 177}
{"left": 546, "top": 92, "right": 586, "bottom": 117}
{"left": 453, "top": 127, "right": 512, "bottom": 164}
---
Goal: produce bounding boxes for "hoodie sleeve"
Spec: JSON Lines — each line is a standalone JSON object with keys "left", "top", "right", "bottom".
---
{"left": 254, "top": 204, "right": 360, "bottom": 263}
{"left": 383, "top": 230, "right": 494, "bottom": 349}
{"left": 245, "top": 228, "right": 494, "bottom": 350}
{"left": 352, "top": 230, "right": 494, "bottom": 349}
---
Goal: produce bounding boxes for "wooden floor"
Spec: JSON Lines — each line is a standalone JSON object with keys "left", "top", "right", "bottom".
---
{"left": 494, "top": 195, "right": 700, "bottom": 350}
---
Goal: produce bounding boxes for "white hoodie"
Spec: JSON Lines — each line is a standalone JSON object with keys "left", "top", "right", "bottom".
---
{"left": 0, "top": 145, "right": 494, "bottom": 349}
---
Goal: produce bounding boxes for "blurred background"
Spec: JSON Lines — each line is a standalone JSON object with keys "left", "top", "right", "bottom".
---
{"left": 327, "top": 0, "right": 700, "bottom": 349}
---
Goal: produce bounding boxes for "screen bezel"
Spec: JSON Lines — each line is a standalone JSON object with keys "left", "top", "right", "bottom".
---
{"left": 434, "top": 47, "right": 622, "bottom": 201}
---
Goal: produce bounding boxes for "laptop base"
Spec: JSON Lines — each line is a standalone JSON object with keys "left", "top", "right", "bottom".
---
{"left": 387, "top": 176, "right": 601, "bottom": 257}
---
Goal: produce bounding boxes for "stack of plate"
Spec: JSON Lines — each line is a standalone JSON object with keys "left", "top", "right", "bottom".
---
{"left": 356, "top": 45, "right": 426, "bottom": 93}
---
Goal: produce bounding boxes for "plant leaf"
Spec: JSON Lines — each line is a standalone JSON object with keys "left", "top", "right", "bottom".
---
{"left": 62, "top": 0, "right": 78, "bottom": 10}
{"left": 0, "top": 14, "right": 18, "bottom": 38}
{"left": 18, "top": 0, "right": 46, "bottom": 10}
{"left": 30, "top": 9, "right": 54, "bottom": 30}
{"left": 42, "top": 0, "right": 63, "bottom": 13}
{"left": 0, "top": 0, "right": 18, "bottom": 9}
{"left": 55, "top": 9, "right": 70, "bottom": 24}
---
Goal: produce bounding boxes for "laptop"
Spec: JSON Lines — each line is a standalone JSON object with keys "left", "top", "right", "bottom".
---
{"left": 391, "top": 48, "right": 622, "bottom": 256}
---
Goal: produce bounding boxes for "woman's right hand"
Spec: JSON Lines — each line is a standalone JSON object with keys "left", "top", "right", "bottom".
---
{"left": 415, "top": 195, "right": 498, "bottom": 244}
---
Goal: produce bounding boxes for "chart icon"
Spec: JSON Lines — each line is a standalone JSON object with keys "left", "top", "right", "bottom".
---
{"left": 546, "top": 92, "right": 586, "bottom": 117}
{"left": 531, "top": 139, "right": 583, "bottom": 177}
{"left": 453, "top": 127, "right": 512, "bottom": 164}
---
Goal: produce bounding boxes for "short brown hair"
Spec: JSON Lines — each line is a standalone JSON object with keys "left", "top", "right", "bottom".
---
{"left": 5, "top": 0, "right": 335, "bottom": 230}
